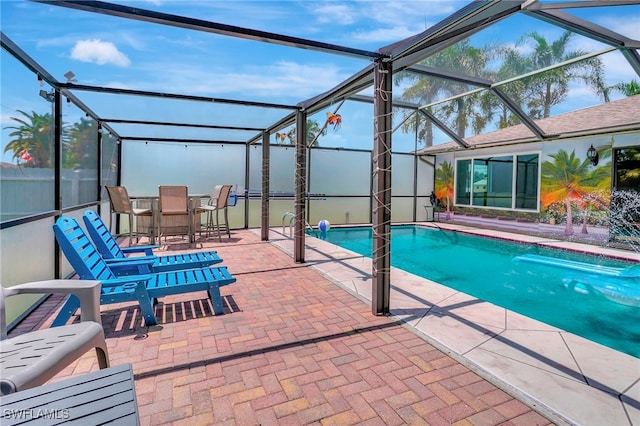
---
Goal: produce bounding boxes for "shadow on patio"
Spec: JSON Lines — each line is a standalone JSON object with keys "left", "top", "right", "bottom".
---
{"left": 8, "top": 229, "right": 554, "bottom": 426}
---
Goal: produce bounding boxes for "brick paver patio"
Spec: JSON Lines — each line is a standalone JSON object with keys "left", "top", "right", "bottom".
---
{"left": 9, "top": 229, "right": 554, "bottom": 425}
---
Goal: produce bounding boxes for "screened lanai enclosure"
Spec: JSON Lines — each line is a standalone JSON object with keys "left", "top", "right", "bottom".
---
{"left": 1, "top": 0, "right": 639, "bottom": 325}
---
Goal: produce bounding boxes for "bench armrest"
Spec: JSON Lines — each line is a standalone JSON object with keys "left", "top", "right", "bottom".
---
{"left": 105, "top": 257, "right": 157, "bottom": 276}
{"left": 100, "top": 275, "right": 153, "bottom": 288}
{"left": 2, "top": 280, "right": 102, "bottom": 336}
{"left": 105, "top": 256, "right": 157, "bottom": 265}
{"left": 121, "top": 245, "right": 159, "bottom": 256}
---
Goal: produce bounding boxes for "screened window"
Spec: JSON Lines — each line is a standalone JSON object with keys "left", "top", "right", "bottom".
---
{"left": 611, "top": 146, "right": 640, "bottom": 238}
{"left": 515, "top": 154, "right": 538, "bottom": 209}
{"left": 472, "top": 156, "right": 513, "bottom": 208}
{"left": 61, "top": 115, "right": 99, "bottom": 208}
{"left": 101, "top": 131, "right": 119, "bottom": 200}
{"left": 456, "top": 153, "right": 539, "bottom": 211}
{"left": 455, "top": 159, "right": 471, "bottom": 204}
{"left": 614, "top": 147, "right": 640, "bottom": 191}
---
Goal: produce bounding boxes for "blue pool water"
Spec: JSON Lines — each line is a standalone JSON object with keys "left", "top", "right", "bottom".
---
{"left": 320, "top": 225, "right": 640, "bottom": 358}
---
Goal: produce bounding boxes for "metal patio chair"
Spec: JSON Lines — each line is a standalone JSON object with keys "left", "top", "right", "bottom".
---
{"left": 105, "top": 185, "right": 154, "bottom": 245}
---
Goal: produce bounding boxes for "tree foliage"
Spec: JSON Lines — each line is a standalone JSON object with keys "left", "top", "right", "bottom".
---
{"left": 398, "top": 31, "right": 611, "bottom": 147}
{"left": 4, "top": 111, "right": 101, "bottom": 170}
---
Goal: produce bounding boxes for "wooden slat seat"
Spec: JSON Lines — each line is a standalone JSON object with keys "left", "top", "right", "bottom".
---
{"left": 83, "top": 210, "right": 222, "bottom": 274}
{"left": 52, "top": 217, "right": 236, "bottom": 326}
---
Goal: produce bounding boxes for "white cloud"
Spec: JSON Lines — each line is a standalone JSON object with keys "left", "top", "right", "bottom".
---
{"left": 593, "top": 15, "right": 640, "bottom": 40}
{"left": 313, "top": 4, "right": 356, "bottom": 25}
{"left": 70, "top": 39, "right": 131, "bottom": 67}
{"left": 351, "top": 26, "right": 420, "bottom": 43}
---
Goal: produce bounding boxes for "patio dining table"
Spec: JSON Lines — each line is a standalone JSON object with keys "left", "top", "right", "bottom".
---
{"left": 130, "top": 193, "right": 209, "bottom": 244}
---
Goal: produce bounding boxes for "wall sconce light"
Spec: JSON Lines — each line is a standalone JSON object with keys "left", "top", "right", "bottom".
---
{"left": 37, "top": 74, "right": 44, "bottom": 87}
{"left": 586, "top": 144, "right": 599, "bottom": 166}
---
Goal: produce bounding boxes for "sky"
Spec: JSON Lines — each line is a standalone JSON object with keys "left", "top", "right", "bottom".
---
{"left": 1, "top": 0, "right": 639, "bottom": 162}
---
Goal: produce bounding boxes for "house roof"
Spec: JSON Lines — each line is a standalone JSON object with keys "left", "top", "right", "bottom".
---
{"left": 418, "top": 95, "right": 640, "bottom": 154}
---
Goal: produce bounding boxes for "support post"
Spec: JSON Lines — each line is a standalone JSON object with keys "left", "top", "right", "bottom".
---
{"left": 294, "top": 109, "right": 307, "bottom": 263}
{"left": 54, "top": 90, "right": 62, "bottom": 279}
{"left": 261, "top": 131, "right": 270, "bottom": 241}
{"left": 372, "top": 60, "right": 392, "bottom": 315}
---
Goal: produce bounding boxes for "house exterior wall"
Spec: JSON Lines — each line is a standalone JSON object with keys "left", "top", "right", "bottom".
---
{"left": 432, "top": 131, "right": 639, "bottom": 229}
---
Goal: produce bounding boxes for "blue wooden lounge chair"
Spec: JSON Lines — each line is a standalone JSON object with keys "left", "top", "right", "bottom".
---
{"left": 53, "top": 216, "right": 236, "bottom": 326}
{"left": 83, "top": 210, "right": 222, "bottom": 275}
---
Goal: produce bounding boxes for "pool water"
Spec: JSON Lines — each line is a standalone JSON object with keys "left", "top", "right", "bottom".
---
{"left": 320, "top": 225, "right": 640, "bottom": 358}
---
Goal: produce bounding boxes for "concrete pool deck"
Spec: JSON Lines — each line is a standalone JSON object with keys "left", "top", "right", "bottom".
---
{"left": 265, "top": 223, "right": 640, "bottom": 426}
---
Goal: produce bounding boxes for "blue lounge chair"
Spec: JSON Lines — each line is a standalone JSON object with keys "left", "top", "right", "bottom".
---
{"left": 83, "top": 210, "right": 222, "bottom": 275}
{"left": 53, "top": 216, "right": 236, "bottom": 326}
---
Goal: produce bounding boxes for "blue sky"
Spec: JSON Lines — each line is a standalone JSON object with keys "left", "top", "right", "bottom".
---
{"left": 1, "top": 0, "right": 639, "bottom": 161}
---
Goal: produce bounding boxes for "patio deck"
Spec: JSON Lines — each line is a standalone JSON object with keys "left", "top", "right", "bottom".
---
{"left": 8, "top": 223, "right": 639, "bottom": 425}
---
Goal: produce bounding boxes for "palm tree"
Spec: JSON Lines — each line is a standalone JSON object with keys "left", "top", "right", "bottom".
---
{"left": 279, "top": 119, "right": 324, "bottom": 147}
{"left": 4, "top": 110, "right": 55, "bottom": 168}
{"left": 519, "top": 31, "right": 608, "bottom": 118}
{"left": 434, "top": 161, "right": 454, "bottom": 220}
{"left": 540, "top": 149, "right": 606, "bottom": 235}
{"left": 609, "top": 80, "right": 640, "bottom": 97}
{"left": 396, "top": 39, "right": 492, "bottom": 145}
{"left": 487, "top": 46, "right": 531, "bottom": 128}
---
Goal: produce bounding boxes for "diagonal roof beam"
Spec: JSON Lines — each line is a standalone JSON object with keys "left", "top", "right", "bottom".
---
{"left": 523, "top": 8, "right": 640, "bottom": 75}
{"left": 102, "top": 118, "right": 265, "bottom": 132}
{"left": 527, "top": 1, "right": 640, "bottom": 11}
{"left": 297, "top": 63, "right": 375, "bottom": 113}
{"left": 523, "top": 8, "right": 640, "bottom": 49}
{"left": 403, "top": 65, "right": 546, "bottom": 140}
{"left": 32, "top": 0, "right": 381, "bottom": 61}
{"left": 383, "top": 1, "right": 527, "bottom": 70}
{"left": 0, "top": 31, "right": 120, "bottom": 138}
{"left": 491, "top": 87, "right": 547, "bottom": 139}
{"left": 419, "top": 109, "right": 469, "bottom": 149}
{"left": 1, "top": 31, "right": 57, "bottom": 85}
{"left": 621, "top": 49, "right": 640, "bottom": 76}
{"left": 248, "top": 111, "right": 298, "bottom": 145}
{"left": 296, "top": 2, "right": 527, "bottom": 127}
{"left": 61, "top": 83, "right": 297, "bottom": 110}
{"left": 405, "top": 64, "right": 493, "bottom": 87}
{"left": 348, "top": 94, "right": 420, "bottom": 110}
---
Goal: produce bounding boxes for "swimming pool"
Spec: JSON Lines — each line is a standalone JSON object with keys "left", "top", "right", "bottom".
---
{"left": 320, "top": 225, "right": 640, "bottom": 358}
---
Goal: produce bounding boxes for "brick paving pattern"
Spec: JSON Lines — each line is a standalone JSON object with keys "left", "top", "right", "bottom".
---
{"left": 10, "top": 230, "right": 554, "bottom": 425}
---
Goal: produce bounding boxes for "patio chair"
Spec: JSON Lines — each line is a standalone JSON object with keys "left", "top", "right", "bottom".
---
{"left": 83, "top": 210, "right": 222, "bottom": 275}
{"left": 0, "top": 279, "right": 109, "bottom": 395}
{"left": 52, "top": 216, "right": 237, "bottom": 327}
{"left": 158, "top": 185, "right": 192, "bottom": 244}
{"left": 196, "top": 184, "right": 232, "bottom": 241}
{"left": 105, "top": 185, "right": 154, "bottom": 245}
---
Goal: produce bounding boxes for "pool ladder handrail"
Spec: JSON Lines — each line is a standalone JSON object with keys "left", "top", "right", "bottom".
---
{"left": 282, "top": 212, "right": 317, "bottom": 238}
